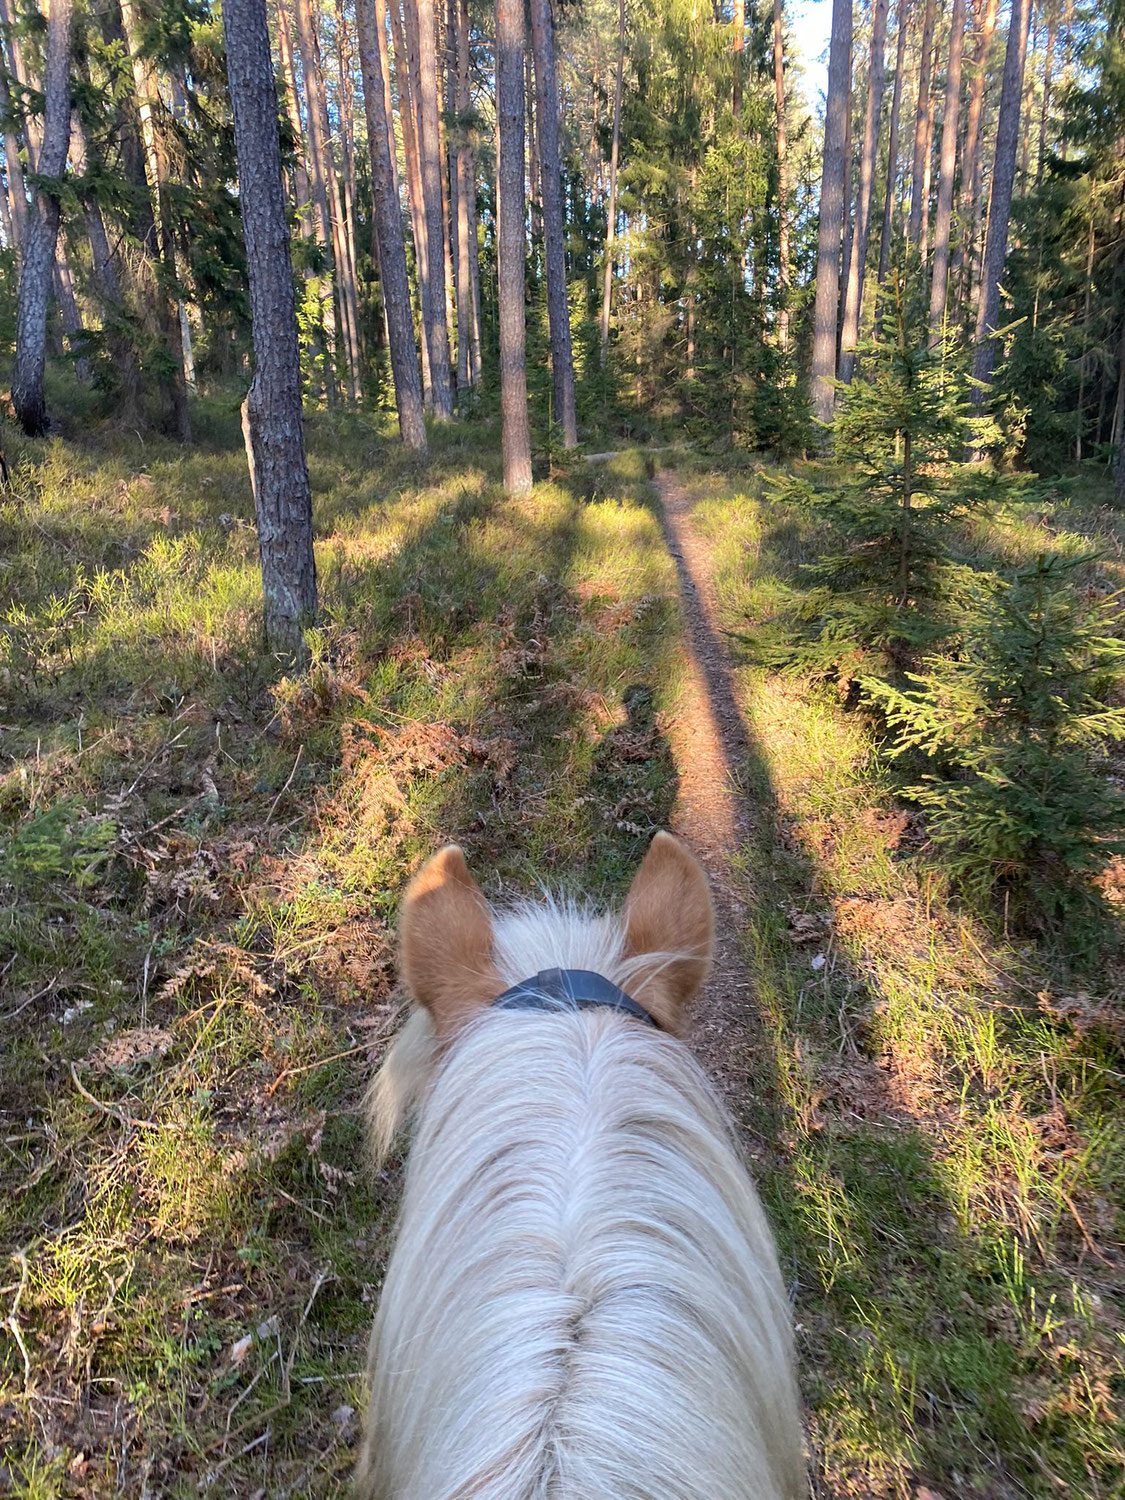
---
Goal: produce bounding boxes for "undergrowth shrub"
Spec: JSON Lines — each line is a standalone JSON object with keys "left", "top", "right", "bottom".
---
{"left": 865, "top": 553, "right": 1125, "bottom": 923}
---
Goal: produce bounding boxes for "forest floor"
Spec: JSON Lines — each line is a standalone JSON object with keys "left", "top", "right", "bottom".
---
{"left": 0, "top": 401, "right": 1122, "bottom": 1498}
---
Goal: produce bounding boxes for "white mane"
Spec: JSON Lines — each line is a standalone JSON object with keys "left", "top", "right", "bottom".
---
{"left": 359, "top": 899, "right": 805, "bottom": 1500}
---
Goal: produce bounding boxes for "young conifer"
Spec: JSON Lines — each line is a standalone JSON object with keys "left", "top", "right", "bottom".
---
{"left": 867, "top": 553, "right": 1125, "bottom": 921}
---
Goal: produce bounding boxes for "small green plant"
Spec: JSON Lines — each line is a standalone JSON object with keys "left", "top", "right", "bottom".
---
{"left": 0, "top": 799, "right": 117, "bottom": 902}
{"left": 866, "top": 553, "right": 1125, "bottom": 922}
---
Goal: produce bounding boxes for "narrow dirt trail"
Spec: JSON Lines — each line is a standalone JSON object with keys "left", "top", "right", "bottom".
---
{"left": 655, "top": 470, "right": 768, "bottom": 1114}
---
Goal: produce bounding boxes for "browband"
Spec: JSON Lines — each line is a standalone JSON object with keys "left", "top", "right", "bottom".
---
{"left": 491, "top": 967, "right": 658, "bottom": 1028}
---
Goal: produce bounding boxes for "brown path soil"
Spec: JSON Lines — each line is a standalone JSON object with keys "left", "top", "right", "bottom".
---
{"left": 655, "top": 470, "right": 768, "bottom": 1112}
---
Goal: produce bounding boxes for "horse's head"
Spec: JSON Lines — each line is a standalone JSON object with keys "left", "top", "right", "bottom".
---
{"left": 370, "top": 833, "right": 715, "bottom": 1158}
{"left": 400, "top": 831, "right": 715, "bottom": 1039}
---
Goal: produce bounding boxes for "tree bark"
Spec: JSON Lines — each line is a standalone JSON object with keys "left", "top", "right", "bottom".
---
{"left": 294, "top": 0, "right": 345, "bottom": 396}
{"left": 773, "top": 0, "right": 791, "bottom": 352}
{"left": 955, "top": 0, "right": 999, "bottom": 317}
{"left": 971, "top": 0, "right": 1031, "bottom": 405}
{"left": 496, "top": 0, "right": 532, "bottom": 493}
{"left": 927, "top": 0, "right": 966, "bottom": 335}
{"left": 275, "top": 0, "right": 313, "bottom": 236}
{"left": 838, "top": 0, "right": 888, "bottom": 382}
{"left": 119, "top": 0, "right": 192, "bottom": 439}
{"left": 222, "top": 0, "right": 317, "bottom": 659}
{"left": 529, "top": 0, "right": 577, "bottom": 446}
{"left": 387, "top": 0, "right": 431, "bottom": 405}
{"left": 0, "top": 48, "right": 26, "bottom": 248}
{"left": 356, "top": 0, "right": 427, "bottom": 449}
{"left": 907, "top": 0, "right": 936, "bottom": 246}
{"left": 410, "top": 0, "right": 455, "bottom": 417}
{"left": 12, "top": 0, "right": 72, "bottom": 436}
{"left": 454, "top": 0, "right": 480, "bottom": 387}
{"left": 876, "top": 0, "right": 910, "bottom": 292}
{"left": 599, "top": 0, "right": 625, "bottom": 369}
{"left": 810, "top": 0, "right": 852, "bottom": 425}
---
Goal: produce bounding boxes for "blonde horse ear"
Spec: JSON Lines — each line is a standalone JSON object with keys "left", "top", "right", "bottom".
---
{"left": 399, "top": 846, "right": 500, "bottom": 1037}
{"left": 622, "top": 832, "right": 714, "bottom": 1031}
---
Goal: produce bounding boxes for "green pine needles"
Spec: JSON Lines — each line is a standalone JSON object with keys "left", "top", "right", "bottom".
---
{"left": 771, "top": 297, "right": 1008, "bottom": 678}
{"left": 867, "top": 554, "right": 1125, "bottom": 922}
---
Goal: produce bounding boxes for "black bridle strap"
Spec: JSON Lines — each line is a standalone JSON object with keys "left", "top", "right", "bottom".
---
{"left": 491, "top": 968, "right": 658, "bottom": 1028}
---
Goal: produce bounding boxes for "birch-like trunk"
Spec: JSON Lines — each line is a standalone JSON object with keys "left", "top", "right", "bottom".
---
{"left": 294, "top": 0, "right": 345, "bottom": 396}
{"left": 496, "top": 0, "right": 532, "bottom": 493}
{"left": 810, "top": 0, "right": 852, "bottom": 425}
{"left": 222, "top": 0, "right": 317, "bottom": 659}
{"left": 529, "top": 0, "right": 577, "bottom": 446}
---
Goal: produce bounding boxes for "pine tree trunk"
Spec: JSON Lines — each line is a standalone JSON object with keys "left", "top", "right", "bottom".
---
{"left": 599, "top": 0, "right": 625, "bottom": 369}
{"left": 0, "top": 55, "right": 26, "bottom": 248}
{"left": 11, "top": 0, "right": 72, "bottom": 437}
{"left": 410, "top": 0, "right": 455, "bottom": 417}
{"left": 971, "top": 0, "right": 1031, "bottom": 405}
{"left": 387, "top": 0, "right": 431, "bottom": 405}
{"left": 811, "top": 0, "right": 852, "bottom": 425}
{"left": 529, "top": 0, "right": 577, "bottom": 447}
{"left": 927, "top": 0, "right": 965, "bottom": 335}
{"left": 876, "top": 0, "right": 910, "bottom": 292}
{"left": 294, "top": 0, "right": 344, "bottom": 397}
{"left": 453, "top": 0, "right": 479, "bottom": 388}
{"left": 918, "top": 27, "right": 938, "bottom": 261}
{"left": 496, "top": 0, "right": 532, "bottom": 493}
{"left": 276, "top": 0, "right": 313, "bottom": 236}
{"left": 119, "top": 0, "right": 192, "bottom": 440}
{"left": 357, "top": 0, "right": 427, "bottom": 449}
{"left": 838, "top": 0, "right": 888, "bottom": 382}
{"left": 222, "top": 0, "right": 317, "bottom": 659}
{"left": 954, "top": 0, "right": 998, "bottom": 318}
{"left": 773, "top": 0, "right": 791, "bottom": 352}
{"left": 333, "top": 0, "right": 365, "bottom": 400}
{"left": 907, "top": 0, "right": 936, "bottom": 246}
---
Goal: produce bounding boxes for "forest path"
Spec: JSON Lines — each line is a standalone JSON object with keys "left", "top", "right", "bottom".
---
{"left": 655, "top": 470, "right": 768, "bottom": 1113}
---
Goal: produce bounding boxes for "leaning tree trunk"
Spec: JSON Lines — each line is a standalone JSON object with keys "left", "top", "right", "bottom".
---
{"left": 971, "top": 0, "right": 1031, "bottom": 406}
{"left": 876, "top": 0, "right": 910, "bottom": 292}
{"left": 411, "top": 0, "right": 455, "bottom": 418}
{"left": 810, "top": 0, "right": 852, "bottom": 425}
{"left": 529, "top": 0, "right": 577, "bottom": 447}
{"left": 927, "top": 0, "right": 966, "bottom": 336}
{"left": 356, "top": 0, "right": 428, "bottom": 450}
{"left": 773, "top": 0, "right": 791, "bottom": 352}
{"left": 907, "top": 0, "right": 937, "bottom": 247}
{"left": 838, "top": 0, "right": 888, "bottom": 382}
{"left": 0, "top": 55, "right": 27, "bottom": 248}
{"left": 598, "top": 0, "right": 625, "bottom": 369}
{"left": 221, "top": 0, "right": 317, "bottom": 659}
{"left": 11, "top": 0, "right": 72, "bottom": 437}
{"left": 495, "top": 0, "right": 532, "bottom": 493}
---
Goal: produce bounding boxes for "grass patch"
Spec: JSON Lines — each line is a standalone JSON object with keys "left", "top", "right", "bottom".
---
{"left": 0, "top": 410, "right": 683, "bottom": 1496}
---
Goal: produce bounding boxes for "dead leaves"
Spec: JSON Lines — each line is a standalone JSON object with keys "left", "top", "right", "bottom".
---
{"left": 86, "top": 1027, "right": 174, "bottom": 1074}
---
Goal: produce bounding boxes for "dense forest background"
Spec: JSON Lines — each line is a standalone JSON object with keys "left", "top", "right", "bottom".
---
{"left": 1, "top": 0, "right": 1123, "bottom": 482}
